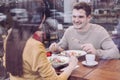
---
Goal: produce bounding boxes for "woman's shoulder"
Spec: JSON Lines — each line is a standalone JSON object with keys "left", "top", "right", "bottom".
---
{"left": 27, "top": 37, "right": 40, "bottom": 44}
{"left": 26, "top": 38, "right": 45, "bottom": 50}
{"left": 23, "top": 38, "right": 47, "bottom": 68}
{"left": 23, "top": 38, "right": 46, "bottom": 57}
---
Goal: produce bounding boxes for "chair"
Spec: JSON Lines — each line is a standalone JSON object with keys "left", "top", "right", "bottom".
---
{"left": 112, "top": 34, "right": 120, "bottom": 51}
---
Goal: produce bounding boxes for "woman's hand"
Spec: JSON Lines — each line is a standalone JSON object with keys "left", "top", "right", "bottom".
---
{"left": 60, "top": 55, "right": 78, "bottom": 72}
{"left": 68, "top": 55, "right": 78, "bottom": 70}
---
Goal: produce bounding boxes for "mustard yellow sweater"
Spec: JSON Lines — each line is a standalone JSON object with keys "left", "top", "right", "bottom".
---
{"left": 4, "top": 38, "right": 69, "bottom": 80}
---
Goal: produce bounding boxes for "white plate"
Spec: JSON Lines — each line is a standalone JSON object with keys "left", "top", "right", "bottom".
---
{"left": 48, "top": 55, "right": 69, "bottom": 68}
{"left": 60, "top": 50, "right": 87, "bottom": 57}
{"left": 82, "top": 61, "right": 98, "bottom": 67}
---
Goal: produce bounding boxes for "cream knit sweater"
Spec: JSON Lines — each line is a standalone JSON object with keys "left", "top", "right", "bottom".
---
{"left": 58, "top": 23, "right": 120, "bottom": 59}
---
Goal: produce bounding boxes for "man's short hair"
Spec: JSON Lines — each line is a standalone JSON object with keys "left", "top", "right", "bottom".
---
{"left": 73, "top": 2, "right": 91, "bottom": 17}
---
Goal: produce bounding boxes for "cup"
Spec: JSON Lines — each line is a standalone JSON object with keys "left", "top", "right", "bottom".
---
{"left": 85, "top": 54, "right": 95, "bottom": 64}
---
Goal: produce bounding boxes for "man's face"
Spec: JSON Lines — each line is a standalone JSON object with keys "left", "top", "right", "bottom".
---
{"left": 72, "top": 9, "right": 90, "bottom": 29}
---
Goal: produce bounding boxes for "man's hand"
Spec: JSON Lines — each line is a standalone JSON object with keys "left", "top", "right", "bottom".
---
{"left": 81, "top": 43, "right": 96, "bottom": 54}
{"left": 49, "top": 42, "right": 58, "bottom": 52}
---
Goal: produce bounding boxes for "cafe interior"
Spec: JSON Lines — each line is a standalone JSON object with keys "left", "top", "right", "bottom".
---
{"left": 0, "top": 0, "right": 120, "bottom": 80}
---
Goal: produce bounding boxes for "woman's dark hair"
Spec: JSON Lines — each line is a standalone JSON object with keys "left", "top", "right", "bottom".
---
{"left": 73, "top": 2, "right": 91, "bottom": 17}
{"left": 5, "top": 0, "right": 47, "bottom": 77}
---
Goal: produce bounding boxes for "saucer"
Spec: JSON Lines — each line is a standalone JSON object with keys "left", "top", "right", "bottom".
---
{"left": 81, "top": 61, "right": 98, "bottom": 67}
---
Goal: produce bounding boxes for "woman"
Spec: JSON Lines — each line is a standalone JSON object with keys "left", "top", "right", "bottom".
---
{"left": 4, "top": 0, "right": 78, "bottom": 80}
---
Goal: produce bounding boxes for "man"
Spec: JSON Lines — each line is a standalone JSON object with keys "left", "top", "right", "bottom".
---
{"left": 49, "top": 2, "right": 120, "bottom": 59}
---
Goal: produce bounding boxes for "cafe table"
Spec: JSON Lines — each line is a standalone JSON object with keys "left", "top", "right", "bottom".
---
{"left": 56, "top": 56, "right": 120, "bottom": 80}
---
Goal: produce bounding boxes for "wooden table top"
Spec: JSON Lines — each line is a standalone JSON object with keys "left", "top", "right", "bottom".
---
{"left": 56, "top": 56, "right": 120, "bottom": 80}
